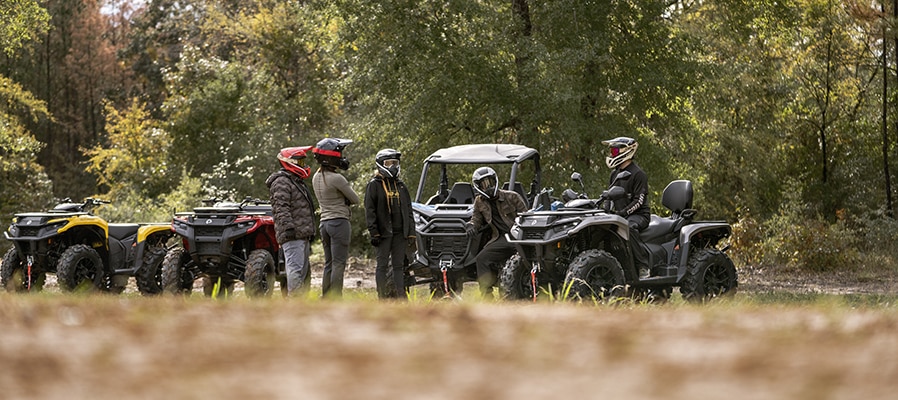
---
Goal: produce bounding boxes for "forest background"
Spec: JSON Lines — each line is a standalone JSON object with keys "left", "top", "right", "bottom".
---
{"left": 2, "top": 0, "right": 898, "bottom": 277}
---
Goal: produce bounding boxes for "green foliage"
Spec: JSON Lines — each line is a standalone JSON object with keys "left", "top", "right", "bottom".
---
{"left": 85, "top": 99, "right": 174, "bottom": 200}
{"left": 93, "top": 172, "right": 204, "bottom": 223}
{"left": 0, "top": 0, "right": 50, "bottom": 56}
{"left": 0, "top": 75, "right": 54, "bottom": 249}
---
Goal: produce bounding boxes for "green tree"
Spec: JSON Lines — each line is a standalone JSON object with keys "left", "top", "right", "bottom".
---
{"left": 0, "top": 0, "right": 53, "bottom": 243}
{"left": 84, "top": 98, "right": 173, "bottom": 199}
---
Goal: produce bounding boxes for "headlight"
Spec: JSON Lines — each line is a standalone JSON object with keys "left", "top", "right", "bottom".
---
{"left": 413, "top": 212, "right": 425, "bottom": 226}
{"left": 509, "top": 225, "right": 522, "bottom": 240}
{"left": 8, "top": 224, "right": 18, "bottom": 237}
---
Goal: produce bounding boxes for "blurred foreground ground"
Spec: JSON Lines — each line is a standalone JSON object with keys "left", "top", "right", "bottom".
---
{"left": 1, "top": 262, "right": 897, "bottom": 400}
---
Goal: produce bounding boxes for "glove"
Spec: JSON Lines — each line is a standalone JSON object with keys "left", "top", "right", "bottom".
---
{"left": 370, "top": 235, "right": 382, "bottom": 247}
{"left": 465, "top": 224, "right": 476, "bottom": 238}
{"left": 284, "top": 228, "right": 296, "bottom": 241}
{"left": 616, "top": 210, "right": 628, "bottom": 218}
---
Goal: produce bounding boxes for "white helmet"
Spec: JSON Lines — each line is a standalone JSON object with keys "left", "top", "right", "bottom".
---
{"left": 601, "top": 137, "right": 638, "bottom": 169}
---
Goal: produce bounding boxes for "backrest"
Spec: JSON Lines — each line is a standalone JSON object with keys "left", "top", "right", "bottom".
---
{"left": 446, "top": 182, "right": 475, "bottom": 204}
{"left": 661, "top": 180, "right": 693, "bottom": 217}
{"left": 502, "top": 182, "right": 528, "bottom": 204}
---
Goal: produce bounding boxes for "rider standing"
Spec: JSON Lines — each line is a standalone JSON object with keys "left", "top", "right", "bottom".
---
{"left": 601, "top": 136, "right": 651, "bottom": 278}
{"left": 465, "top": 167, "right": 528, "bottom": 299}
{"left": 364, "top": 148, "right": 415, "bottom": 300}
{"left": 266, "top": 146, "right": 316, "bottom": 296}
{"left": 312, "top": 138, "right": 360, "bottom": 299}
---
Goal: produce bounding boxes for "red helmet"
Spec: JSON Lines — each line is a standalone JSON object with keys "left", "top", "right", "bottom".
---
{"left": 278, "top": 146, "right": 313, "bottom": 178}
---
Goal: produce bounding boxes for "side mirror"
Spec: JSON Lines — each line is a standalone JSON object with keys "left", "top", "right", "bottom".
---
{"left": 570, "top": 172, "right": 587, "bottom": 197}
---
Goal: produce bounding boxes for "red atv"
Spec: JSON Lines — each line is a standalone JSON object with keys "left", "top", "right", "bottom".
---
{"left": 160, "top": 198, "right": 292, "bottom": 297}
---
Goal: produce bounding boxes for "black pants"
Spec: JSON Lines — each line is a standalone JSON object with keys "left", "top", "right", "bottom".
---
{"left": 475, "top": 235, "right": 516, "bottom": 296}
{"left": 375, "top": 234, "right": 407, "bottom": 300}
{"left": 627, "top": 214, "right": 650, "bottom": 271}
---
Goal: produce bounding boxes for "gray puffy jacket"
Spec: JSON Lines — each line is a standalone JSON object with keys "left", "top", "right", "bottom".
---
{"left": 266, "top": 170, "right": 316, "bottom": 244}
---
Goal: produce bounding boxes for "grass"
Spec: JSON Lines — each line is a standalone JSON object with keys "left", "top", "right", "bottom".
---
{"left": 3, "top": 288, "right": 898, "bottom": 399}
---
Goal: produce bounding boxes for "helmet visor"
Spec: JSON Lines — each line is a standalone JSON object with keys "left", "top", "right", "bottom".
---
{"left": 382, "top": 159, "right": 400, "bottom": 168}
{"left": 610, "top": 147, "right": 621, "bottom": 157}
{"left": 477, "top": 175, "right": 497, "bottom": 192}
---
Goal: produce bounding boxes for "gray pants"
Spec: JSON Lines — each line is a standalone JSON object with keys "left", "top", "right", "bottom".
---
{"left": 320, "top": 218, "right": 351, "bottom": 298}
{"left": 282, "top": 239, "right": 311, "bottom": 296}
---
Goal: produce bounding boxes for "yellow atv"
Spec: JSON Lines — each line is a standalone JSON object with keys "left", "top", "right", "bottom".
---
{"left": 1, "top": 198, "right": 172, "bottom": 294}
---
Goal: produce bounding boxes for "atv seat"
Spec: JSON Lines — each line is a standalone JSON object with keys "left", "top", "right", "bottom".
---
{"left": 108, "top": 223, "right": 140, "bottom": 240}
{"left": 640, "top": 180, "right": 693, "bottom": 242}
{"left": 446, "top": 183, "right": 474, "bottom": 204}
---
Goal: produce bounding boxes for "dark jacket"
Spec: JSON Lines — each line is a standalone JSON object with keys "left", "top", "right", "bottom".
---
{"left": 468, "top": 189, "right": 527, "bottom": 244}
{"left": 610, "top": 161, "right": 650, "bottom": 222}
{"left": 266, "top": 170, "right": 316, "bottom": 244}
{"left": 364, "top": 174, "right": 414, "bottom": 239}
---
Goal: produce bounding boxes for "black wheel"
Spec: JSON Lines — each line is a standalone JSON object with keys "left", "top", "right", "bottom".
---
{"left": 499, "top": 254, "right": 539, "bottom": 300}
{"left": 56, "top": 244, "right": 106, "bottom": 292}
{"left": 161, "top": 247, "right": 194, "bottom": 295}
{"left": 680, "top": 248, "right": 737, "bottom": 303}
{"left": 563, "top": 249, "right": 626, "bottom": 301}
{"left": 244, "top": 249, "right": 276, "bottom": 298}
{"left": 1, "top": 248, "right": 46, "bottom": 292}
{"left": 136, "top": 246, "right": 167, "bottom": 295}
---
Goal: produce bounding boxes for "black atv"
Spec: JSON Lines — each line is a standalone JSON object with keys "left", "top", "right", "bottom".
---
{"left": 1, "top": 198, "right": 172, "bottom": 294}
{"left": 403, "top": 144, "right": 543, "bottom": 297}
{"left": 504, "top": 172, "right": 737, "bottom": 303}
{"left": 161, "top": 198, "right": 296, "bottom": 297}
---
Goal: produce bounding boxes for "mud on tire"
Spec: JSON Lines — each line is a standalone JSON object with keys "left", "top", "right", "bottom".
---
{"left": 499, "top": 254, "right": 540, "bottom": 300}
{"left": 1, "top": 248, "right": 47, "bottom": 292}
{"left": 161, "top": 247, "right": 194, "bottom": 295}
{"left": 680, "top": 248, "right": 737, "bottom": 303}
{"left": 56, "top": 244, "right": 106, "bottom": 292}
{"left": 243, "top": 249, "right": 276, "bottom": 298}
{"left": 136, "top": 246, "right": 167, "bottom": 295}
{"left": 563, "top": 249, "right": 626, "bottom": 301}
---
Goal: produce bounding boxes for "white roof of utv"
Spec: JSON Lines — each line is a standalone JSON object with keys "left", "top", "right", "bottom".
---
{"left": 423, "top": 144, "right": 539, "bottom": 164}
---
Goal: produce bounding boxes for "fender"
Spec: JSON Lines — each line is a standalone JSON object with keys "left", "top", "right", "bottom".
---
{"left": 675, "top": 221, "right": 732, "bottom": 278}
{"left": 131, "top": 223, "right": 173, "bottom": 268}
{"left": 137, "top": 223, "right": 172, "bottom": 243}
{"left": 56, "top": 215, "right": 109, "bottom": 248}
{"left": 568, "top": 213, "right": 630, "bottom": 241}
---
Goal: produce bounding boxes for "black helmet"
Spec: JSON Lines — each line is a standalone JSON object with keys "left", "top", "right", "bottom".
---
{"left": 472, "top": 167, "right": 499, "bottom": 199}
{"left": 313, "top": 138, "right": 353, "bottom": 170}
{"left": 375, "top": 148, "right": 401, "bottom": 178}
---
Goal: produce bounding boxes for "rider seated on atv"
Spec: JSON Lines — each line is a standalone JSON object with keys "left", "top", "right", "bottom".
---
{"left": 465, "top": 167, "right": 528, "bottom": 298}
{"left": 602, "top": 136, "right": 652, "bottom": 279}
